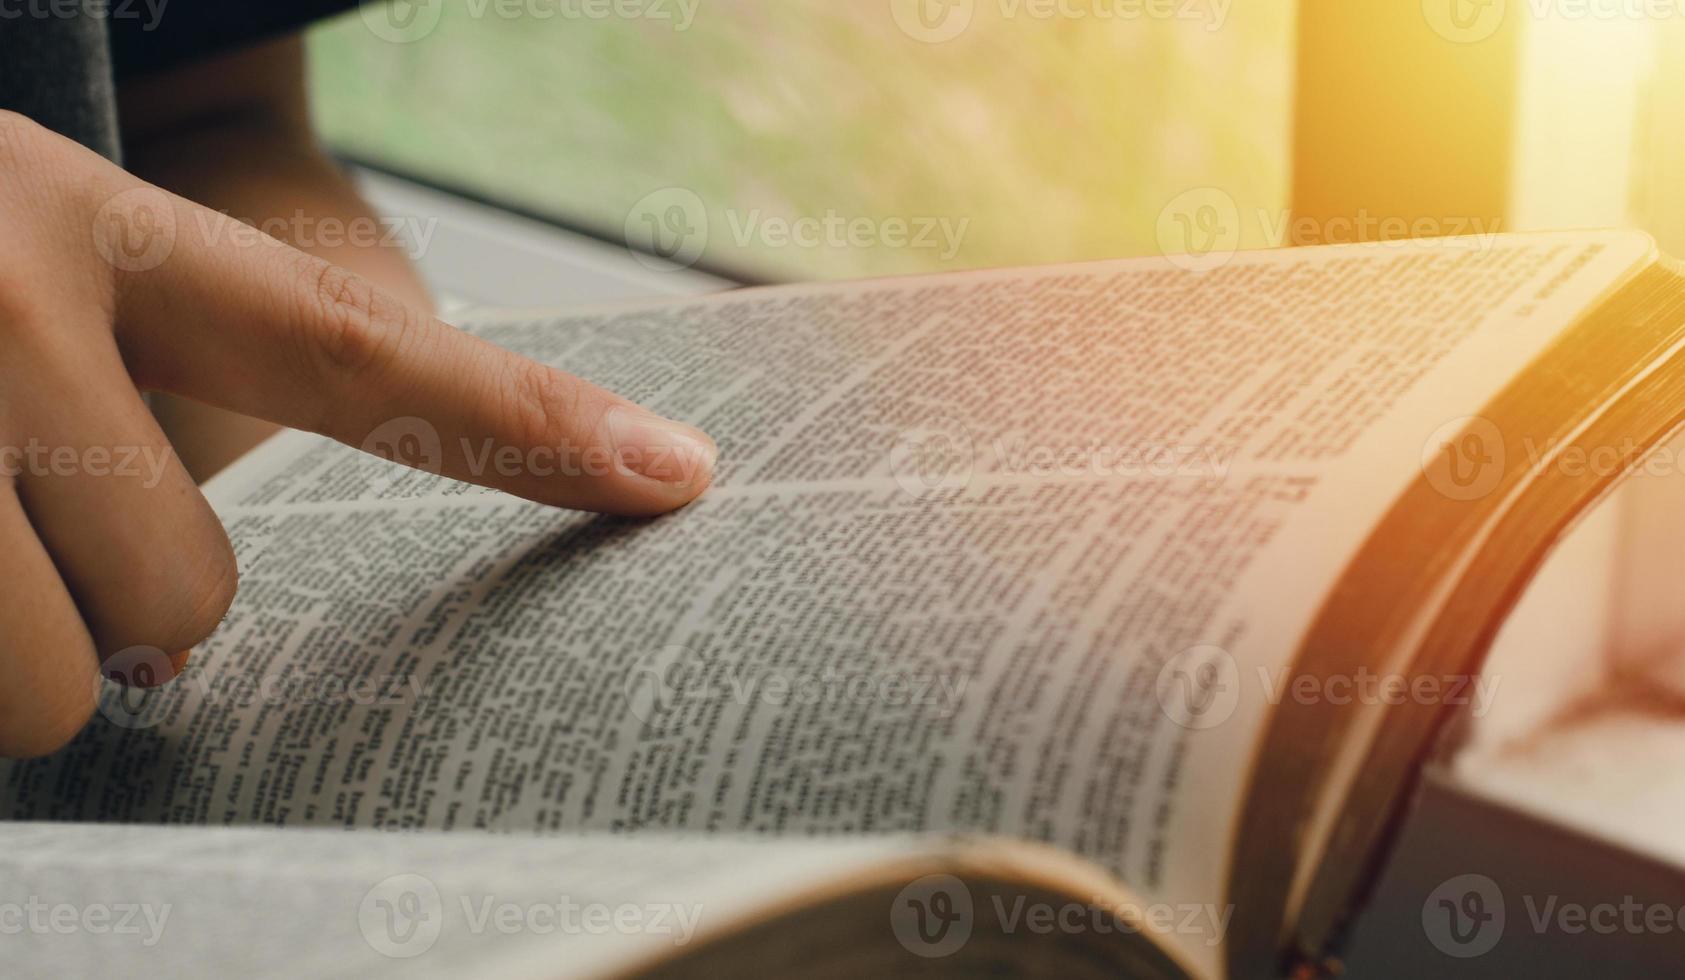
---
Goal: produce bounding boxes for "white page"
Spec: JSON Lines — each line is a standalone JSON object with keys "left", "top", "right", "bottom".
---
{"left": 0, "top": 822, "right": 933, "bottom": 980}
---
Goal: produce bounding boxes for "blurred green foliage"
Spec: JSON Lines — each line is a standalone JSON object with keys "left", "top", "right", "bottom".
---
{"left": 310, "top": 2, "right": 1293, "bottom": 280}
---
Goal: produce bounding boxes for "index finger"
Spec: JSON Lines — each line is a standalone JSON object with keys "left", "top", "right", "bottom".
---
{"left": 105, "top": 186, "right": 716, "bottom": 516}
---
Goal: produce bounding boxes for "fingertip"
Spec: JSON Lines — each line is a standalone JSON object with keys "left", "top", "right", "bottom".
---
{"left": 604, "top": 406, "right": 717, "bottom": 505}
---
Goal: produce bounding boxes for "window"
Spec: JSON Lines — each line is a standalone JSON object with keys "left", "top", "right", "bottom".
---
{"left": 308, "top": 3, "right": 1295, "bottom": 281}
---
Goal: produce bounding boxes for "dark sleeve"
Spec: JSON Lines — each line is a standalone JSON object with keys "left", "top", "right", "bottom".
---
{"left": 108, "top": 0, "right": 361, "bottom": 79}
{"left": 0, "top": 16, "right": 120, "bottom": 160}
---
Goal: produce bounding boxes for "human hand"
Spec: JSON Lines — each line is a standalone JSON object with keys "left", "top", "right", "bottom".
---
{"left": 0, "top": 111, "right": 715, "bottom": 756}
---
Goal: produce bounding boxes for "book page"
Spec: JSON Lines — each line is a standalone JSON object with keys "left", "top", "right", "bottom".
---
{"left": 0, "top": 822, "right": 934, "bottom": 980}
{"left": 0, "top": 232, "right": 1651, "bottom": 978}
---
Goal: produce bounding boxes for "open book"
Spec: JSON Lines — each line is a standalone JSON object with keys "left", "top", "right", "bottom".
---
{"left": 4, "top": 230, "right": 1681, "bottom": 979}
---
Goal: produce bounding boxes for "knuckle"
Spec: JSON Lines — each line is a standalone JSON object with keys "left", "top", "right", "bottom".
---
{"left": 299, "top": 259, "right": 406, "bottom": 383}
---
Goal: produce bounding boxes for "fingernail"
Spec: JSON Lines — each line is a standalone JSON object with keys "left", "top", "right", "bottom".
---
{"left": 606, "top": 407, "right": 717, "bottom": 488}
